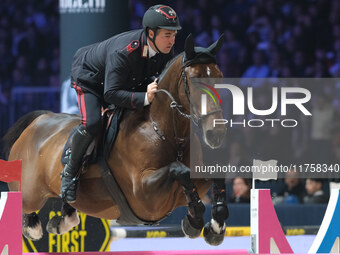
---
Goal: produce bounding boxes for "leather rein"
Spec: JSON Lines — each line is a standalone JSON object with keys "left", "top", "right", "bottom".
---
{"left": 149, "top": 56, "right": 222, "bottom": 161}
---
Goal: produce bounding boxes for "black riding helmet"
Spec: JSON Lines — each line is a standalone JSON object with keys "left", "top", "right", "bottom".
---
{"left": 143, "top": 5, "right": 181, "bottom": 53}
{"left": 143, "top": 5, "right": 182, "bottom": 31}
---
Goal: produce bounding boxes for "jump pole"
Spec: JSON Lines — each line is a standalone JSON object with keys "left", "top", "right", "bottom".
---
{"left": 251, "top": 189, "right": 293, "bottom": 253}
{"left": 250, "top": 159, "right": 293, "bottom": 253}
{"left": 0, "top": 159, "right": 22, "bottom": 255}
{"left": 24, "top": 251, "right": 247, "bottom": 255}
{"left": 0, "top": 192, "right": 22, "bottom": 255}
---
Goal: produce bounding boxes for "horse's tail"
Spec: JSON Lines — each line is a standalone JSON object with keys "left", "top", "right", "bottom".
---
{"left": 2, "top": 110, "right": 51, "bottom": 159}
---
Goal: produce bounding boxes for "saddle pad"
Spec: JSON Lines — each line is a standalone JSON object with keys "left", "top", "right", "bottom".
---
{"left": 61, "top": 108, "right": 123, "bottom": 166}
{"left": 103, "top": 108, "right": 123, "bottom": 160}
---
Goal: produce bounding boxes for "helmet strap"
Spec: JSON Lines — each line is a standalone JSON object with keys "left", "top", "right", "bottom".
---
{"left": 147, "top": 28, "right": 162, "bottom": 54}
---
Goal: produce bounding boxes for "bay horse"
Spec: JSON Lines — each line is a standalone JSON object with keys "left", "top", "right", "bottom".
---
{"left": 3, "top": 34, "right": 229, "bottom": 245}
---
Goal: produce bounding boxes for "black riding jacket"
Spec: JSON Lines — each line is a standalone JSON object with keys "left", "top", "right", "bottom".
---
{"left": 71, "top": 29, "right": 174, "bottom": 109}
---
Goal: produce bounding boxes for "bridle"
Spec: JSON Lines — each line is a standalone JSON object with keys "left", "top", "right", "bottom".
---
{"left": 149, "top": 55, "right": 222, "bottom": 161}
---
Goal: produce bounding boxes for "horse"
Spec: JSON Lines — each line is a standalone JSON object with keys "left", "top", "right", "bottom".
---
{"left": 3, "top": 34, "right": 229, "bottom": 246}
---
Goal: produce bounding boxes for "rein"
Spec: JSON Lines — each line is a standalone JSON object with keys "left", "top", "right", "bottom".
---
{"left": 149, "top": 88, "right": 190, "bottom": 161}
{"left": 149, "top": 55, "right": 222, "bottom": 161}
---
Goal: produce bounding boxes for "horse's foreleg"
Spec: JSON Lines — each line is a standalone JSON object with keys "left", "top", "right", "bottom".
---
{"left": 169, "top": 161, "right": 205, "bottom": 238}
{"left": 23, "top": 212, "right": 43, "bottom": 241}
{"left": 203, "top": 178, "right": 229, "bottom": 246}
{"left": 46, "top": 202, "right": 79, "bottom": 235}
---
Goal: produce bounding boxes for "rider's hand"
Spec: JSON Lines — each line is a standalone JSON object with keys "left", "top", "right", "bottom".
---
{"left": 147, "top": 78, "right": 158, "bottom": 103}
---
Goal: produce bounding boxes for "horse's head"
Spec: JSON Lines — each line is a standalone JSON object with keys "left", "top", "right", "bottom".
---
{"left": 180, "top": 34, "right": 226, "bottom": 149}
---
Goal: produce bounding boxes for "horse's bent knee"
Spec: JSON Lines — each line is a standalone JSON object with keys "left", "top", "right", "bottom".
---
{"left": 169, "top": 162, "right": 192, "bottom": 188}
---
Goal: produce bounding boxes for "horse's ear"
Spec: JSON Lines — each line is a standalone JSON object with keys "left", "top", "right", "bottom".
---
{"left": 184, "top": 34, "right": 195, "bottom": 60}
{"left": 208, "top": 34, "right": 224, "bottom": 55}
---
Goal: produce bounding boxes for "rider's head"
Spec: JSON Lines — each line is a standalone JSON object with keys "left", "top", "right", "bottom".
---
{"left": 143, "top": 5, "right": 181, "bottom": 54}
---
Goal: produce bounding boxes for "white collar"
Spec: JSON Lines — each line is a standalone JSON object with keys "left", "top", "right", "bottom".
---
{"left": 147, "top": 40, "right": 157, "bottom": 58}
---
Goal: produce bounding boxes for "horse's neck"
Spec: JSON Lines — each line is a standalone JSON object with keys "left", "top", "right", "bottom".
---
{"left": 149, "top": 56, "right": 189, "bottom": 140}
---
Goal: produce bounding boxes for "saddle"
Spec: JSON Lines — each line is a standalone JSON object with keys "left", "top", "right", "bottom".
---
{"left": 61, "top": 106, "right": 123, "bottom": 168}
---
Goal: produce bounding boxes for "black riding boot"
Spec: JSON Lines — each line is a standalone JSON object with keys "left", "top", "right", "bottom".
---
{"left": 61, "top": 125, "right": 93, "bottom": 203}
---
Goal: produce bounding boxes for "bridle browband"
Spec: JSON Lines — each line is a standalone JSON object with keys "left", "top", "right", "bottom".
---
{"left": 149, "top": 54, "right": 222, "bottom": 161}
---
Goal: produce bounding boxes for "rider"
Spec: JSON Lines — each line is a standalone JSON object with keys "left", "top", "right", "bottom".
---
{"left": 61, "top": 5, "right": 181, "bottom": 203}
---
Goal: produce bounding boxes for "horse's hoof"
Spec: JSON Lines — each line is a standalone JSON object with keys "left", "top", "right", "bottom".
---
{"left": 22, "top": 226, "right": 43, "bottom": 241}
{"left": 203, "top": 221, "right": 225, "bottom": 246}
{"left": 181, "top": 215, "right": 203, "bottom": 239}
{"left": 46, "top": 215, "right": 63, "bottom": 234}
{"left": 22, "top": 213, "right": 43, "bottom": 241}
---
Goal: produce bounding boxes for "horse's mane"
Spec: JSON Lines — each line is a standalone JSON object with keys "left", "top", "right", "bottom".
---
{"left": 158, "top": 53, "right": 184, "bottom": 84}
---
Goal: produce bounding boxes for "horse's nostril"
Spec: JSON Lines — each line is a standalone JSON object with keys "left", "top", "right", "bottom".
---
{"left": 205, "top": 129, "right": 225, "bottom": 148}
{"left": 206, "top": 130, "right": 213, "bottom": 141}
